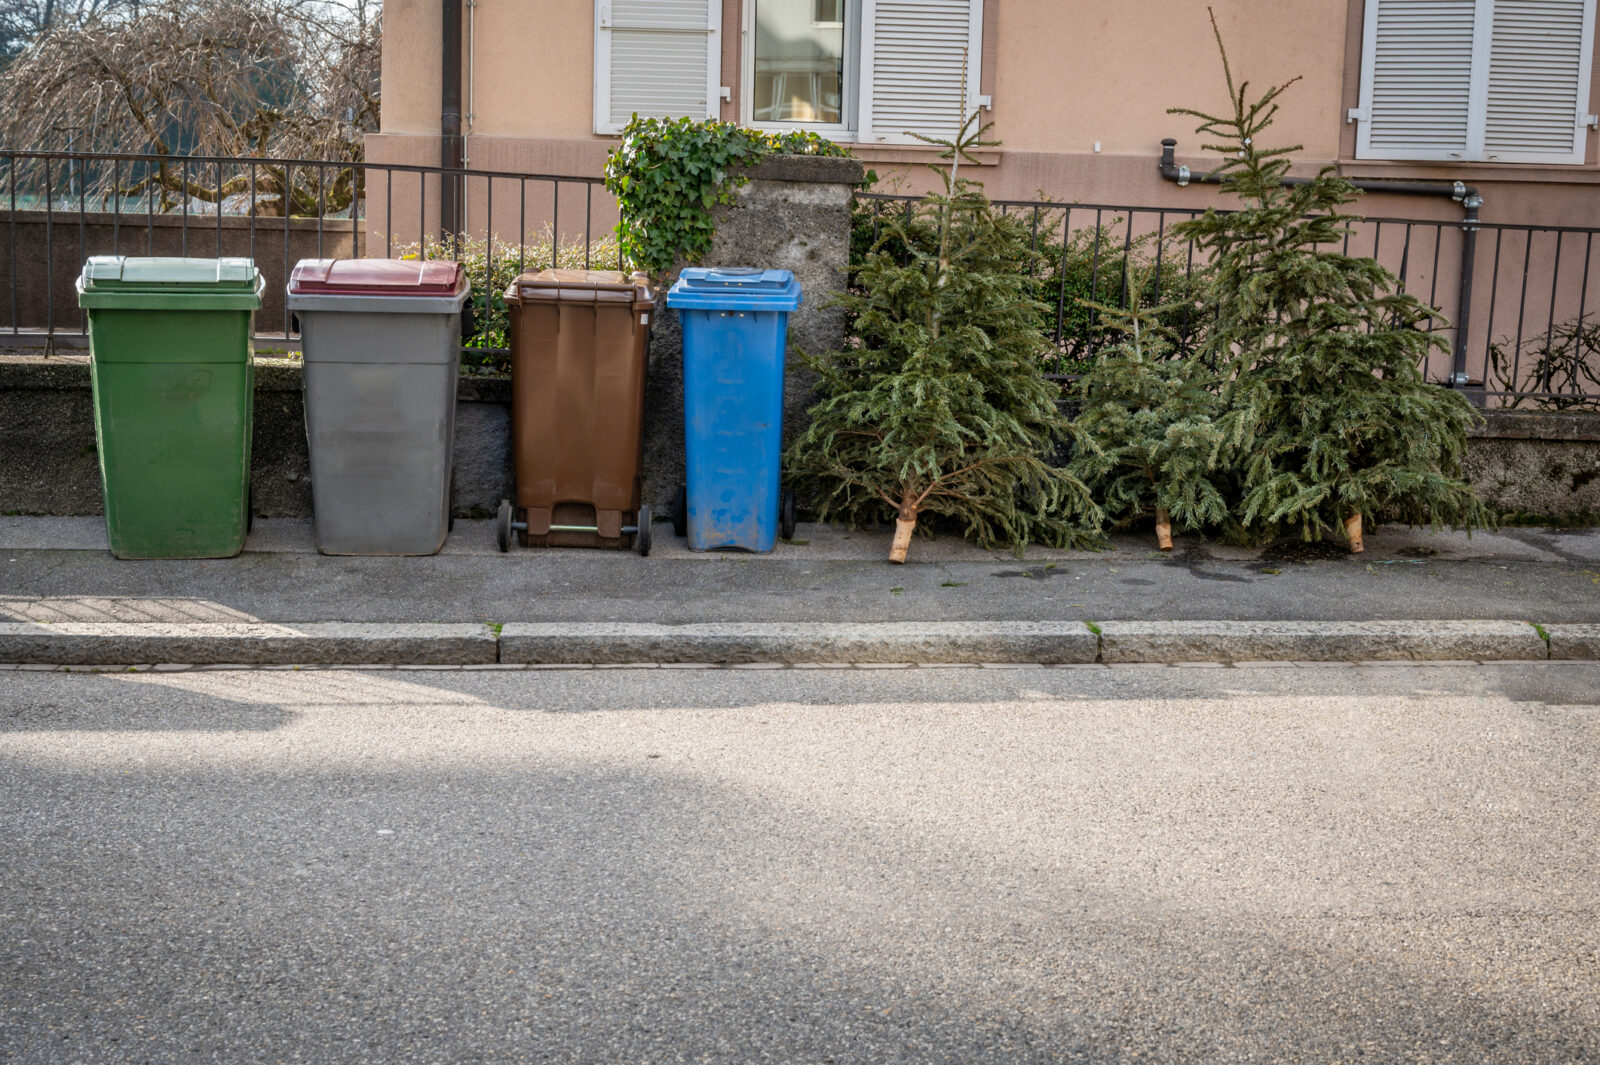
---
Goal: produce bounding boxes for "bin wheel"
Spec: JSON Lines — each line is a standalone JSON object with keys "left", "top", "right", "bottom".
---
{"left": 671, "top": 485, "right": 687, "bottom": 538}
{"left": 780, "top": 486, "right": 796, "bottom": 541}
{"left": 636, "top": 505, "right": 652, "bottom": 557}
{"left": 496, "top": 499, "right": 513, "bottom": 553}
{"left": 447, "top": 473, "right": 455, "bottom": 533}
{"left": 246, "top": 484, "right": 254, "bottom": 535}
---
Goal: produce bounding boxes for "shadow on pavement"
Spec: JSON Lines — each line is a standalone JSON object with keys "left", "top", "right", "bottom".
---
{"left": 383, "top": 661, "right": 1600, "bottom": 715}
{"left": 0, "top": 670, "right": 294, "bottom": 732}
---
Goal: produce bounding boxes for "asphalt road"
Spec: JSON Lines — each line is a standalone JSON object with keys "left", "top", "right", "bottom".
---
{"left": 3, "top": 664, "right": 1599, "bottom": 1063}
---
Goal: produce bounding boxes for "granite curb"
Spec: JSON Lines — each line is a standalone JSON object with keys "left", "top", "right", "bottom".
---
{"left": 1544, "top": 623, "right": 1600, "bottom": 660}
{"left": 1095, "top": 620, "right": 1550, "bottom": 663}
{"left": 0, "top": 619, "right": 1579, "bottom": 666}
{"left": 498, "top": 621, "right": 1099, "bottom": 665}
{"left": 0, "top": 622, "right": 498, "bottom": 665}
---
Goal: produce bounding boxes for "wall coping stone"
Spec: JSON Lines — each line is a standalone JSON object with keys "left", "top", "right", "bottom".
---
{"left": 742, "top": 155, "right": 865, "bottom": 185}
{"left": 0, "top": 354, "right": 510, "bottom": 401}
{"left": 1470, "top": 408, "right": 1600, "bottom": 442}
{"left": 0, "top": 209, "right": 356, "bottom": 233}
{"left": 0, "top": 354, "right": 88, "bottom": 390}
{"left": 457, "top": 373, "right": 511, "bottom": 403}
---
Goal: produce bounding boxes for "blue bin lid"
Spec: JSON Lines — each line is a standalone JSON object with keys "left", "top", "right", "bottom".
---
{"left": 665, "top": 268, "right": 801, "bottom": 311}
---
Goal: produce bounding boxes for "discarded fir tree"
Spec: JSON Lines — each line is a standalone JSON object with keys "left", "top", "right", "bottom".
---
{"left": 785, "top": 113, "right": 1099, "bottom": 563}
{"left": 1067, "top": 270, "right": 1231, "bottom": 551}
{"left": 1172, "top": 13, "right": 1489, "bottom": 551}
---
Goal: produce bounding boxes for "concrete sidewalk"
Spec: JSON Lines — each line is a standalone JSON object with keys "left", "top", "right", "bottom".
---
{"left": 1, "top": 516, "right": 1597, "bottom": 665}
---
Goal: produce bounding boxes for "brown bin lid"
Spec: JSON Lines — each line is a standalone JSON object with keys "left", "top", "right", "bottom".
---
{"left": 289, "top": 258, "right": 465, "bottom": 296}
{"left": 508, "top": 269, "right": 654, "bottom": 308}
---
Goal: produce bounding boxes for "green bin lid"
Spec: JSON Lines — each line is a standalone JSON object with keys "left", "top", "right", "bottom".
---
{"left": 79, "top": 256, "right": 261, "bottom": 291}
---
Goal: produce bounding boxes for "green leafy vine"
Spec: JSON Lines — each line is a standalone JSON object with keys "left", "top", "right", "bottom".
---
{"left": 602, "top": 115, "right": 848, "bottom": 279}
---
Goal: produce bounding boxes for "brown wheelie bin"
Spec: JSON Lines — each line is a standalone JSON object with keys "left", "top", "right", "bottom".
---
{"left": 496, "top": 269, "right": 656, "bottom": 554}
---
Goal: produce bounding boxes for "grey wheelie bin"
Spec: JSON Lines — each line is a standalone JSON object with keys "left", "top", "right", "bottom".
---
{"left": 287, "top": 258, "right": 471, "bottom": 555}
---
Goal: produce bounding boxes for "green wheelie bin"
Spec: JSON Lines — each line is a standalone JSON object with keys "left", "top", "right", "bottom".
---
{"left": 76, "top": 256, "right": 265, "bottom": 559}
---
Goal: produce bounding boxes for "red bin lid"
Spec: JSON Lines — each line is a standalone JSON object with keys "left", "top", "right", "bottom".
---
{"left": 288, "top": 258, "right": 464, "bottom": 296}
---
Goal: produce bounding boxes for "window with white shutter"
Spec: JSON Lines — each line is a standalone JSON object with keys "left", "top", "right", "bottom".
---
{"left": 747, "top": 0, "right": 854, "bottom": 129}
{"left": 723, "top": 0, "right": 983, "bottom": 141}
{"left": 594, "top": 0, "right": 723, "bottom": 135}
{"left": 1484, "top": 0, "right": 1595, "bottom": 159}
{"left": 858, "top": 0, "right": 984, "bottom": 144}
{"left": 1355, "top": 0, "right": 1597, "bottom": 164}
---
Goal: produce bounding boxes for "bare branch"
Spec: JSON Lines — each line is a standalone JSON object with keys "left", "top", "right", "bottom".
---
{"left": 0, "top": 0, "right": 379, "bottom": 213}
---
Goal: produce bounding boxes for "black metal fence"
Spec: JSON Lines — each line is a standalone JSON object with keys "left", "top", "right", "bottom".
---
{"left": 0, "top": 149, "right": 614, "bottom": 364}
{"left": 858, "top": 191, "right": 1600, "bottom": 410}
{"left": 3, "top": 150, "right": 1596, "bottom": 409}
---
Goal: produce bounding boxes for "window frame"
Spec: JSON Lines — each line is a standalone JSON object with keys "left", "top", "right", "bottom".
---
{"left": 812, "top": 0, "right": 844, "bottom": 26}
{"left": 740, "top": 0, "right": 861, "bottom": 138}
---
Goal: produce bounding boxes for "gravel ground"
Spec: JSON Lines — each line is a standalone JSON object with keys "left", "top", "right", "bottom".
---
{"left": 3, "top": 663, "right": 1598, "bottom": 1064}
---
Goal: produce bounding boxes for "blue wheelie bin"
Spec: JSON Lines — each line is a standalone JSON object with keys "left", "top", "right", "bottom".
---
{"left": 665, "top": 268, "right": 802, "bottom": 552}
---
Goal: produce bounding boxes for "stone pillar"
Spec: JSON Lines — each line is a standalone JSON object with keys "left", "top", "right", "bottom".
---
{"left": 640, "top": 154, "right": 864, "bottom": 509}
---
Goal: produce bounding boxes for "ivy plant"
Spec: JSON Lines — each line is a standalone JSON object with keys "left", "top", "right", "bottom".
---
{"left": 602, "top": 115, "right": 848, "bottom": 279}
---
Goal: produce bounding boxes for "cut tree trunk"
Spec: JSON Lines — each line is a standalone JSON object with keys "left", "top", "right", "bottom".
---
{"left": 1154, "top": 507, "right": 1173, "bottom": 552}
{"left": 1345, "top": 511, "right": 1365, "bottom": 554}
{"left": 889, "top": 518, "right": 916, "bottom": 564}
{"left": 889, "top": 496, "right": 918, "bottom": 564}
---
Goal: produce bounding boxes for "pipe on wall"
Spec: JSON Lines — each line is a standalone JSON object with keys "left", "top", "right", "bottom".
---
{"left": 1158, "top": 138, "right": 1484, "bottom": 397}
{"left": 1158, "top": 139, "right": 1481, "bottom": 207}
{"left": 466, "top": 0, "right": 477, "bottom": 151}
{"left": 441, "top": 0, "right": 464, "bottom": 240}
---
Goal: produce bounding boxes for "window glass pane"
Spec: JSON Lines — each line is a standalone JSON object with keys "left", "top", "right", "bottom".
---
{"left": 753, "top": 0, "right": 844, "bottom": 124}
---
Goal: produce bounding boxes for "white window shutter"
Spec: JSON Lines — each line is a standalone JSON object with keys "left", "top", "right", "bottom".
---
{"left": 594, "top": 0, "right": 722, "bottom": 135}
{"left": 858, "top": 0, "right": 984, "bottom": 145}
{"left": 1357, "top": 0, "right": 1597, "bottom": 163}
{"left": 1482, "top": 0, "right": 1595, "bottom": 163}
{"left": 1356, "top": 0, "right": 1482, "bottom": 161}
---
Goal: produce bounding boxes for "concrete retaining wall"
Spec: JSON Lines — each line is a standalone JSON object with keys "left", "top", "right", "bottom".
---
{"left": 1461, "top": 410, "right": 1600, "bottom": 520}
{"left": 0, "top": 356, "right": 513, "bottom": 519}
{"left": 2, "top": 353, "right": 1595, "bottom": 523}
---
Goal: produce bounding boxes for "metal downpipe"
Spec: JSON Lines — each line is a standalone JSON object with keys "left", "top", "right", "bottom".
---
{"left": 441, "top": 0, "right": 465, "bottom": 242}
{"left": 1158, "top": 138, "right": 1484, "bottom": 398}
